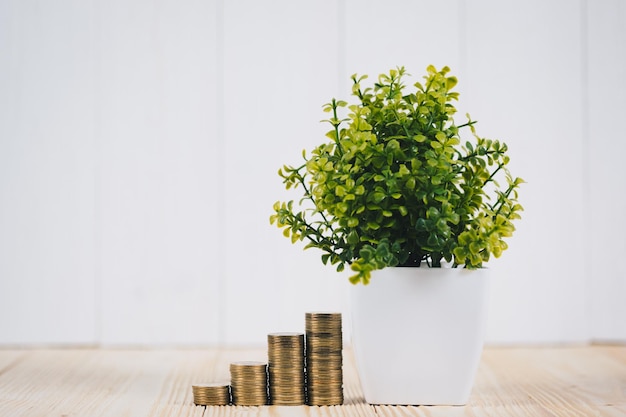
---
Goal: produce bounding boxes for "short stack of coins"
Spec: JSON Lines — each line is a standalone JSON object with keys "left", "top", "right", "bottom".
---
{"left": 267, "top": 332, "right": 306, "bottom": 405}
{"left": 191, "top": 383, "right": 231, "bottom": 406}
{"left": 305, "top": 312, "right": 343, "bottom": 405}
{"left": 229, "top": 361, "right": 268, "bottom": 406}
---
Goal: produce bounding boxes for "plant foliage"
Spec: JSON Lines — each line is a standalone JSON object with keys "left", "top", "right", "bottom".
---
{"left": 270, "top": 66, "right": 523, "bottom": 285}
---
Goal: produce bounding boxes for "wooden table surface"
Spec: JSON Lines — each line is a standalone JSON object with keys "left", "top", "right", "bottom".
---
{"left": 0, "top": 345, "right": 624, "bottom": 416}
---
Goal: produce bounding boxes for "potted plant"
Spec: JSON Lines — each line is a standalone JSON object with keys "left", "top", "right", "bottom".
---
{"left": 270, "top": 65, "right": 523, "bottom": 405}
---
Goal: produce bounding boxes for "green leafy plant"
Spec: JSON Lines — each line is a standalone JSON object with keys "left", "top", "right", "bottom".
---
{"left": 270, "top": 66, "right": 523, "bottom": 285}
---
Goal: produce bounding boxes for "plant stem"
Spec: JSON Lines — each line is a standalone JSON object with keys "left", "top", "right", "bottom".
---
{"left": 456, "top": 120, "right": 477, "bottom": 129}
{"left": 292, "top": 163, "right": 341, "bottom": 242}
{"left": 331, "top": 99, "right": 344, "bottom": 156}
{"left": 485, "top": 164, "right": 503, "bottom": 185}
{"left": 492, "top": 181, "right": 516, "bottom": 218}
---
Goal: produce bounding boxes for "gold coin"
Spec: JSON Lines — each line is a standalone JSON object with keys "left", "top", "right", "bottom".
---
{"left": 306, "top": 337, "right": 342, "bottom": 344}
{"left": 229, "top": 361, "right": 268, "bottom": 406}
{"left": 266, "top": 330, "right": 306, "bottom": 406}
{"left": 271, "top": 397, "right": 306, "bottom": 406}
{"left": 230, "top": 361, "right": 267, "bottom": 370}
{"left": 307, "top": 393, "right": 344, "bottom": 406}
{"left": 307, "top": 381, "right": 343, "bottom": 388}
{"left": 306, "top": 358, "right": 342, "bottom": 365}
{"left": 268, "top": 332, "right": 304, "bottom": 341}
{"left": 305, "top": 312, "right": 342, "bottom": 320}
{"left": 306, "top": 314, "right": 342, "bottom": 332}
{"left": 306, "top": 348, "right": 343, "bottom": 356}
{"left": 191, "top": 383, "right": 230, "bottom": 406}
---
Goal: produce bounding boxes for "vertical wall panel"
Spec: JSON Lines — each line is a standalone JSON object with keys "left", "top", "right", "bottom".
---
{"left": 344, "top": 0, "right": 463, "bottom": 83}
{"left": 98, "top": 0, "right": 221, "bottom": 345}
{"left": 465, "top": 0, "right": 588, "bottom": 343}
{"left": 222, "top": 0, "right": 346, "bottom": 345}
{"left": 0, "top": 0, "right": 97, "bottom": 344}
{"left": 587, "top": 0, "right": 626, "bottom": 342}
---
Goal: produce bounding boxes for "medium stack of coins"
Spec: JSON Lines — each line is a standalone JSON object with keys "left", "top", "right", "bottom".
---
{"left": 230, "top": 361, "right": 268, "bottom": 406}
{"left": 267, "top": 332, "right": 306, "bottom": 405}
{"left": 305, "top": 312, "right": 343, "bottom": 405}
{"left": 191, "top": 383, "right": 230, "bottom": 406}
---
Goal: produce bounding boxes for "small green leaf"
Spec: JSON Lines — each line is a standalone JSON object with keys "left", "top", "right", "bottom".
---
{"left": 347, "top": 230, "right": 359, "bottom": 245}
{"left": 367, "top": 222, "right": 380, "bottom": 230}
{"left": 446, "top": 76, "right": 458, "bottom": 90}
{"left": 372, "top": 192, "right": 386, "bottom": 203}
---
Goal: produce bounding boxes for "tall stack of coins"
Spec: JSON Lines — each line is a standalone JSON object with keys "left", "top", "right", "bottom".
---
{"left": 192, "top": 383, "right": 231, "bottom": 406}
{"left": 229, "top": 361, "right": 268, "bottom": 406}
{"left": 267, "top": 332, "right": 306, "bottom": 405}
{"left": 305, "top": 312, "right": 343, "bottom": 405}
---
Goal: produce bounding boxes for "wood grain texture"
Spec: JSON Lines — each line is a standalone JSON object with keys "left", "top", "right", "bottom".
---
{"left": 0, "top": 346, "right": 623, "bottom": 416}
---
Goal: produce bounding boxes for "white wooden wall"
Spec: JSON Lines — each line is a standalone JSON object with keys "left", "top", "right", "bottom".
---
{"left": 1, "top": 0, "right": 624, "bottom": 346}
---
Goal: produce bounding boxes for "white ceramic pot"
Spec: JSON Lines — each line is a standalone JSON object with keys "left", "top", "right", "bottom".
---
{"left": 350, "top": 266, "right": 490, "bottom": 405}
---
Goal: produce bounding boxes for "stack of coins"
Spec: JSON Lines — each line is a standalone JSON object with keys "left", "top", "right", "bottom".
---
{"left": 305, "top": 312, "right": 343, "bottom": 405}
{"left": 267, "top": 332, "right": 306, "bottom": 405}
{"left": 191, "top": 383, "right": 230, "bottom": 406}
{"left": 230, "top": 361, "right": 268, "bottom": 406}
